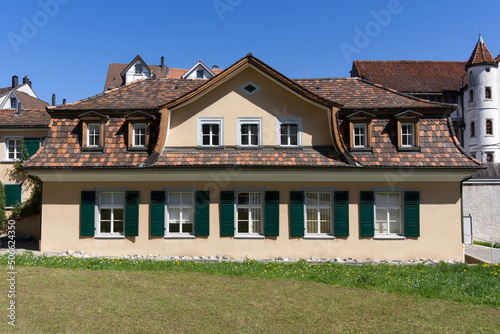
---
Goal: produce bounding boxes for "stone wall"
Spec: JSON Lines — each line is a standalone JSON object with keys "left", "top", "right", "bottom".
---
{"left": 462, "top": 183, "right": 500, "bottom": 241}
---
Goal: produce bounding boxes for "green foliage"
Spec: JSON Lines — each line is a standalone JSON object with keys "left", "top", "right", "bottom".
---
{"left": 474, "top": 240, "right": 500, "bottom": 249}
{"left": 2, "top": 253, "right": 499, "bottom": 308}
{"left": 7, "top": 181, "right": 41, "bottom": 222}
{"left": 0, "top": 181, "right": 5, "bottom": 229}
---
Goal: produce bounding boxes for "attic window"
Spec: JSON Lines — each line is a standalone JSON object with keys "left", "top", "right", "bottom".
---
{"left": 135, "top": 64, "right": 143, "bottom": 74}
{"left": 196, "top": 70, "right": 204, "bottom": 79}
{"left": 10, "top": 98, "right": 17, "bottom": 109}
{"left": 239, "top": 81, "right": 261, "bottom": 96}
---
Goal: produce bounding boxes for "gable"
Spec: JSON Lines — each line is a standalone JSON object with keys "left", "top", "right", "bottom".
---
{"left": 167, "top": 67, "right": 335, "bottom": 147}
{"left": 182, "top": 61, "right": 216, "bottom": 80}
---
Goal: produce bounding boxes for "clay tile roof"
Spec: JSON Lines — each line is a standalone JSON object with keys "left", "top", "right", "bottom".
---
{"left": 0, "top": 109, "right": 50, "bottom": 127}
{"left": 51, "top": 78, "right": 205, "bottom": 111}
{"left": 295, "top": 78, "right": 452, "bottom": 109}
{"left": 466, "top": 35, "right": 496, "bottom": 68}
{"left": 340, "top": 117, "right": 479, "bottom": 168}
{"left": 351, "top": 60, "right": 467, "bottom": 93}
{"left": 152, "top": 147, "right": 348, "bottom": 168}
{"left": 15, "top": 91, "right": 50, "bottom": 109}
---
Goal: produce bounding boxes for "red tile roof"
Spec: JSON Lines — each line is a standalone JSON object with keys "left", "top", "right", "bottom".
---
{"left": 351, "top": 60, "right": 467, "bottom": 93}
{"left": 51, "top": 78, "right": 204, "bottom": 111}
{"left": 0, "top": 109, "right": 50, "bottom": 127}
{"left": 295, "top": 78, "right": 452, "bottom": 109}
{"left": 466, "top": 36, "right": 496, "bottom": 68}
{"left": 152, "top": 148, "right": 348, "bottom": 168}
{"left": 15, "top": 91, "right": 50, "bottom": 109}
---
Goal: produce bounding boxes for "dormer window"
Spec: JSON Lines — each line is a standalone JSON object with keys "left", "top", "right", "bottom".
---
{"left": 347, "top": 111, "right": 374, "bottom": 151}
{"left": 196, "top": 70, "right": 204, "bottom": 79}
{"left": 395, "top": 110, "right": 422, "bottom": 151}
{"left": 125, "top": 111, "right": 153, "bottom": 150}
{"left": 197, "top": 118, "right": 223, "bottom": 147}
{"left": 277, "top": 118, "right": 302, "bottom": 147}
{"left": 79, "top": 111, "right": 108, "bottom": 151}
{"left": 401, "top": 123, "right": 415, "bottom": 147}
{"left": 133, "top": 123, "right": 147, "bottom": 147}
{"left": 87, "top": 123, "right": 101, "bottom": 147}
{"left": 135, "top": 64, "right": 143, "bottom": 74}
{"left": 10, "top": 98, "right": 17, "bottom": 109}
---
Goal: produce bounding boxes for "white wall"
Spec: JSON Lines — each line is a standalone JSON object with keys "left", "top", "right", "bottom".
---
{"left": 124, "top": 60, "right": 152, "bottom": 85}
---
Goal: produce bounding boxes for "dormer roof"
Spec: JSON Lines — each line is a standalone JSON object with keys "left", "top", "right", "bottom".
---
{"left": 466, "top": 34, "right": 496, "bottom": 69}
{"left": 119, "top": 55, "right": 153, "bottom": 78}
{"left": 181, "top": 60, "right": 216, "bottom": 79}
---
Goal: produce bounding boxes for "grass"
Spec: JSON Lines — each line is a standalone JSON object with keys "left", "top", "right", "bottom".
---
{"left": 1, "top": 266, "right": 499, "bottom": 333}
{"left": 474, "top": 240, "right": 500, "bottom": 248}
{"left": 1, "top": 252, "right": 499, "bottom": 308}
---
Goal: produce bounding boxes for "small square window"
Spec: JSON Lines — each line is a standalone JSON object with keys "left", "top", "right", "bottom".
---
{"left": 196, "top": 70, "right": 204, "bottom": 79}
{"left": 5, "top": 138, "right": 23, "bottom": 161}
{"left": 237, "top": 118, "right": 261, "bottom": 147}
{"left": 135, "top": 64, "right": 143, "bottom": 74}
{"left": 198, "top": 118, "right": 223, "bottom": 147}
{"left": 10, "top": 98, "right": 17, "bottom": 109}
{"left": 133, "top": 123, "right": 147, "bottom": 147}
{"left": 485, "top": 87, "right": 492, "bottom": 100}
{"left": 401, "top": 123, "right": 415, "bottom": 147}
{"left": 486, "top": 152, "right": 494, "bottom": 162}
{"left": 87, "top": 123, "right": 101, "bottom": 147}
{"left": 277, "top": 118, "right": 302, "bottom": 147}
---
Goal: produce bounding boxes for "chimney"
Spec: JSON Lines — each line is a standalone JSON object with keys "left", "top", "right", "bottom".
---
{"left": 16, "top": 101, "right": 21, "bottom": 115}
{"left": 212, "top": 65, "right": 219, "bottom": 70}
{"left": 12, "top": 75, "right": 18, "bottom": 88}
{"left": 52, "top": 94, "right": 56, "bottom": 106}
{"left": 23, "top": 75, "right": 28, "bottom": 85}
{"left": 160, "top": 56, "right": 165, "bottom": 69}
{"left": 63, "top": 98, "right": 66, "bottom": 105}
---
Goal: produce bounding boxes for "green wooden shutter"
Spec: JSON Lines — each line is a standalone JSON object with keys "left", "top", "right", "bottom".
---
{"left": 5, "top": 184, "right": 22, "bottom": 208}
{"left": 405, "top": 191, "right": 420, "bottom": 237}
{"left": 334, "top": 191, "right": 349, "bottom": 237}
{"left": 150, "top": 191, "right": 165, "bottom": 236}
{"left": 80, "top": 191, "right": 95, "bottom": 237}
{"left": 125, "top": 191, "right": 139, "bottom": 237}
{"left": 264, "top": 191, "right": 279, "bottom": 237}
{"left": 23, "top": 137, "right": 41, "bottom": 158}
{"left": 220, "top": 191, "right": 234, "bottom": 236}
{"left": 360, "top": 191, "right": 374, "bottom": 237}
{"left": 195, "top": 191, "right": 210, "bottom": 237}
{"left": 290, "top": 191, "right": 304, "bottom": 237}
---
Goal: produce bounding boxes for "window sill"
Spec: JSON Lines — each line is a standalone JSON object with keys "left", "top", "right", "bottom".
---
{"left": 234, "top": 234, "right": 265, "bottom": 239}
{"left": 304, "top": 235, "right": 335, "bottom": 240}
{"left": 196, "top": 146, "right": 225, "bottom": 150}
{"left": 350, "top": 147, "right": 373, "bottom": 153}
{"left": 94, "top": 235, "right": 125, "bottom": 239}
{"left": 236, "top": 146, "right": 263, "bottom": 150}
{"left": 164, "top": 235, "right": 195, "bottom": 239}
{"left": 397, "top": 147, "right": 420, "bottom": 152}
{"left": 1, "top": 160, "right": 19, "bottom": 163}
{"left": 128, "top": 146, "right": 148, "bottom": 151}
{"left": 274, "top": 145, "right": 303, "bottom": 150}
{"left": 82, "top": 146, "right": 103, "bottom": 152}
{"left": 374, "top": 235, "right": 406, "bottom": 240}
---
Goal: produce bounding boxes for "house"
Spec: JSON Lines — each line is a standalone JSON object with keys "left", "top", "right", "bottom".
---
{"left": 22, "top": 54, "right": 479, "bottom": 260}
{"left": 350, "top": 34, "right": 500, "bottom": 243}
{"left": 104, "top": 55, "right": 223, "bottom": 91}
{"left": 0, "top": 75, "right": 50, "bottom": 239}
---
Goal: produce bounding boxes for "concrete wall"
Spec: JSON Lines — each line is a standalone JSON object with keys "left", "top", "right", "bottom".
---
{"left": 39, "top": 180, "right": 463, "bottom": 261}
{"left": 462, "top": 183, "right": 500, "bottom": 242}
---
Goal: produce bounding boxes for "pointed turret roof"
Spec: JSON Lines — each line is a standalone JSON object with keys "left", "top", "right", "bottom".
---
{"left": 466, "top": 34, "right": 496, "bottom": 68}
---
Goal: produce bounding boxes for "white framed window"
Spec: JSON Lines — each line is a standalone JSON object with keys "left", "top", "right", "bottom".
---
{"left": 97, "top": 191, "right": 125, "bottom": 236}
{"left": 305, "top": 191, "right": 333, "bottom": 236}
{"left": 401, "top": 123, "right": 415, "bottom": 147}
{"left": 133, "top": 123, "right": 147, "bottom": 147}
{"left": 196, "top": 70, "right": 204, "bottom": 79}
{"left": 197, "top": 117, "right": 223, "bottom": 147}
{"left": 353, "top": 123, "right": 367, "bottom": 147}
{"left": 134, "top": 64, "right": 143, "bottom": 74}
{"left": 10, "top": 98, "right": 18, "bottom": 109}
{"left": 276, "top": 117, "right": 302, "bottom": 147}
{"left": 166, "top": 191, "right": 194, "bottom": 236}
{"left": 87, "top": 123, "right": 101, "bottom": 147}
{"left": 236, "top": 191, "right": 263, "bottom": 235}
{"left": 375, "top": 192, "right": 402, "bottom": 236}
{"left": 237, "top": 117, "right": 262, "bottom": 147}
{"left": 239, "top": 81, "right": 261, "bottom": 96}
{"left": 3, "top": 137, "right": 23, "bottom": 162}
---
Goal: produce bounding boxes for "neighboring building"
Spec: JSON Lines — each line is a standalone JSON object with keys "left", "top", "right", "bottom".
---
{"left": 103, "top": 55, "right": 223, "bottom": 91}
{"left": 23, "top": 54, "right": 479, "bottom": 260}
{"left": 0, "top": 75, "right": 50, "bottom": 239}
{"left": 351, "top": 34, "right": 500, "bottom": 243}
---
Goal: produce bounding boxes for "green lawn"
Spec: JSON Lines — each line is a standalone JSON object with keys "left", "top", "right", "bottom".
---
{"left": 1, "top": 266, "right": 499, "bottom": 333}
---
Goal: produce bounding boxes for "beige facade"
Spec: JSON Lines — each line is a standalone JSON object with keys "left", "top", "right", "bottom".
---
{"left": 167, "top": 67, "right": 334, "bottom": 148}
{"left": 39, "top": 179, "right": 463, "bottom": 261}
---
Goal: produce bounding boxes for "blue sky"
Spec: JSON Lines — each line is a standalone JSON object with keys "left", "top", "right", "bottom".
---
{"left": 2, "top": 0, "right": 500, "bottom": 104}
